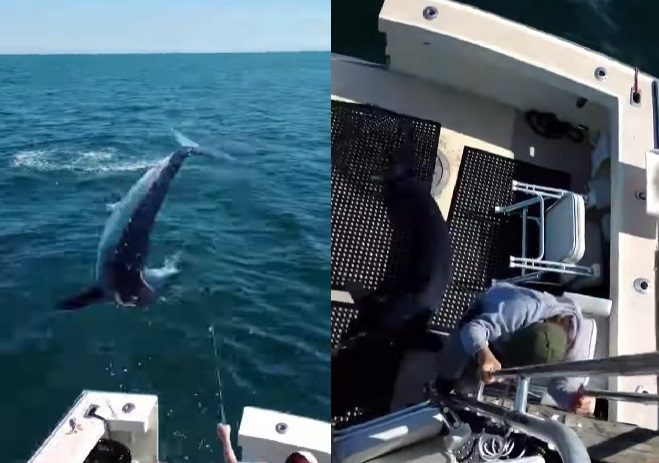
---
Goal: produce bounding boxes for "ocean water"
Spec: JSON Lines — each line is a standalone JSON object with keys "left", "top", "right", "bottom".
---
{"left": 0, "top": 52, "right": 329, "bottom": 462}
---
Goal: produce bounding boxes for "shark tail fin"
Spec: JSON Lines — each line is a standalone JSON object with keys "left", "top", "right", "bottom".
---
{"left": 171, "top": 128, "right": 200, "bottom": 149}
{"left": 381, "top": 121, "right": 417, "bottom": 181}
{"left": 57, "top": 286, "right": 104, "bottom": 311}
{"left": 343, "top": 280, "right": 394, "bottom": 306}
{"left": 170, "top": 128, "right": 235, "bottom": 161}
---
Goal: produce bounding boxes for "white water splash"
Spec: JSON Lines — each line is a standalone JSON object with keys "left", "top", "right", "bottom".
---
{"left": 145, "top": 252, "right": 182, "bottom": 282}
{"left": 161, "top": 252, "right": 182, "bottom": 276}
{"left": 10, "top": 147, "right": 154, "bottom": 173}
{"left": 143, "top": 253, "right": 181, "bottom": 295}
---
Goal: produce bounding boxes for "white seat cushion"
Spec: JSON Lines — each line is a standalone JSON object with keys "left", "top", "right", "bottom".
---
{"left": 561, "top": 292, "right": 611, "bottom": 318}
{"left": 545, "top": 193, "right": 585, "bottom": 264}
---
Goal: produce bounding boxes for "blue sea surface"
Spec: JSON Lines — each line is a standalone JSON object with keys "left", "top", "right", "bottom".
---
{"left": 0, "top": 52, "right": 329, "bottom": 462}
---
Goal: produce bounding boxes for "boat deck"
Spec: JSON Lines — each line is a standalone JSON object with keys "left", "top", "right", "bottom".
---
{"left": 374, "top": 0, "right": 658, "bottom": 431}
{"left": 331, "top": 54, "right": 614, "bottom": 427}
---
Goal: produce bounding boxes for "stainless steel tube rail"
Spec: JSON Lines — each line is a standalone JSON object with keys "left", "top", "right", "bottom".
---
{"left": 583, "top": 388, "right": 659, "bottom": 404}
{"left": 492, "top": 351, "right": 659, "bottom": 380}
{"left": 447, "top": 395, "right": 590, "bottom": 463}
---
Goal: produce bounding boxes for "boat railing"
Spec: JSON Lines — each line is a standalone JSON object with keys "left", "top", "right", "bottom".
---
{"left": 580, "top": 388, "right": 659, "bottom": 403}
{"left": 446, "top": 351, "right": 659, "bottom": 463}
{"left": 485, "top": 351, "right": 659, "bottom": 414}
{"left": 491, "top": 351, "right": 659, "bottom": 381}
{"left": 332, "top": 352, "right": 659, "bottom": 463}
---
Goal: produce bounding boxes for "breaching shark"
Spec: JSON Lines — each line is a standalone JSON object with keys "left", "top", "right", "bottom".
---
{"left": 57, "top": 130, "right": 212, "bottom": 310}
{"left": 331, "top": 121, "right": 454, "bottom": 417}
{"left": 335, "top": 120, "right": 454, "bottom": 351}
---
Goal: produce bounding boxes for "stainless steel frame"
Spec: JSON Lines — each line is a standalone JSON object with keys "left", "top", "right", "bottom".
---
{"left": 583, "top": 388, "right": 659, "bottom": 404}
{"left": 493, "top": 351, "right": 659, "bottom": 380}
{"left": 494, "top": 180, "right": 596, "bottom": 285}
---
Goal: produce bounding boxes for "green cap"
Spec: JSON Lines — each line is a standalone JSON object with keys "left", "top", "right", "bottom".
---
{"left": 505, "top": 321, "right": 568, "bottom": 367}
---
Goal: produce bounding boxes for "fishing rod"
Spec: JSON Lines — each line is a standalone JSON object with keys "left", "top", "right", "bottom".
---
{"left": 208, "top": 324, "right": 227, "bottom": 425}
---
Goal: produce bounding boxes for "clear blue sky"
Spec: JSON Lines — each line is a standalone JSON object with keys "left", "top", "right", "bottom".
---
{"left": 0, "top": 0, "right": 330, "bottom": 54}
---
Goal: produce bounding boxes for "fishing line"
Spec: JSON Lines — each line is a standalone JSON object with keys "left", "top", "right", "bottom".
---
{"left": 208, "top": 324, "right": 227, "bottom": 425}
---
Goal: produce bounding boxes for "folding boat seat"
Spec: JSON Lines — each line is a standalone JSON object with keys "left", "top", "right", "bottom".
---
{"left": 494, "top": 180, "right": 599, "bottom": 285}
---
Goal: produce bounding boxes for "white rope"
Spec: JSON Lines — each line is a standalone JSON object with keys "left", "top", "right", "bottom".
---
{"left": 476, "top": 431, "right": 524, "bottom": 461}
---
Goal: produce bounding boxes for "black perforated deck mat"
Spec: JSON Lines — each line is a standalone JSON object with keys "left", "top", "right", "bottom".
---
{"left": 331, "top": 100, "right": 441, "bottom": 349}
{"left": 331, "top": 135, "right": 570, "bottom": 429}
{"left": 430, "top": 147, "right": 570, "bottom": 333}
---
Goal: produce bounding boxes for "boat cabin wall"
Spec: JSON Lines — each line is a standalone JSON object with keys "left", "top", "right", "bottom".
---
{"left": 381, "top": 25, "right": 612, "bottom": 141}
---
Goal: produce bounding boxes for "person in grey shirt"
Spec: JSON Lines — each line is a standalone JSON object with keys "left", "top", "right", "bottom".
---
{"left": 435, "top": 282, "right": 595, "bottom": 415}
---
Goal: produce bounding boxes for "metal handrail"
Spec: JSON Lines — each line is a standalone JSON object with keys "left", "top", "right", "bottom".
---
{"left": 583, "top": 388, "right": 659, "bottom": 404}
{"left": 493, "top": 351, "right": 659, "bottom": 380}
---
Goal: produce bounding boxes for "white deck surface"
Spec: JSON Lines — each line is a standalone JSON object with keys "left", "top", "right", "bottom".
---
{"left": 28, "top": 390, "right": 159, "bottom": 463}
{"left": 239, "top": 406, "right": 331, "bottom": 463}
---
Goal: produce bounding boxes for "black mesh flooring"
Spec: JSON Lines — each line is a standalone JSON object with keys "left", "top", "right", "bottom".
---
{"left": 331, "top": 120, "right": 570, "bottom": 428}
{"left": 430, "top": 147, "right": 570, "bottom": 333}
{"left": 331, "top": 100, "right": 441, "bottom": 349}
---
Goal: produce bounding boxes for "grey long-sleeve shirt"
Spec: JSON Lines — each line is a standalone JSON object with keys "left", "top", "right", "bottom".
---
{"left": 460, "top": 282, "right": 590, "bottom": 410}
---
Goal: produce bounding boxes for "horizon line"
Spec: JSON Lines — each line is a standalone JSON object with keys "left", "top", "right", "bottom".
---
{"left": 0, "top": 49, "right": 330, "bottom": 57}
